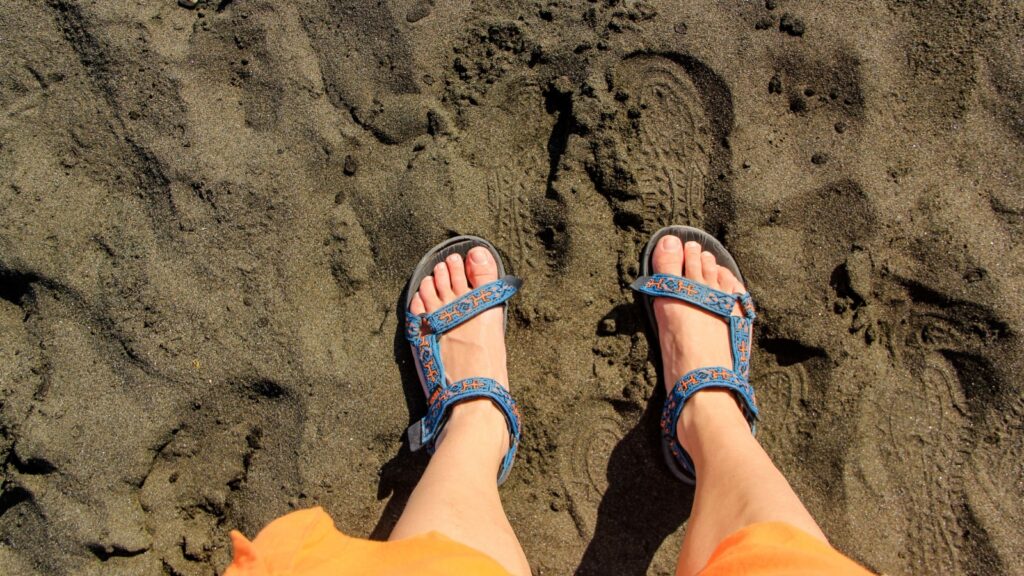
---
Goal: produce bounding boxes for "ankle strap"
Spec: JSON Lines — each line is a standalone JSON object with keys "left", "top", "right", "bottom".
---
{"left": 407, "top": 377, "right": 522, "bottom": 485}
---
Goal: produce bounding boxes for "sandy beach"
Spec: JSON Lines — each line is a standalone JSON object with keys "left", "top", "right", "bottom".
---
{"left": 1, "top": 1, "right": 1022, "bottom": 574}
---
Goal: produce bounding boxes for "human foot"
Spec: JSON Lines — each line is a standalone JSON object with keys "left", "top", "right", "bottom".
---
{"left": 408, "top": 247, "right": 510, "bottom": 454}
{"left": 649, "top": 235, "right": 750, "bottom": 445}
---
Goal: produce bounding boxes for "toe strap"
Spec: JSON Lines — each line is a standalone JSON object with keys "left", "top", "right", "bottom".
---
{"left": 407, "top": 377, "right": 522, "bottom": 485}
{"left": 631, "top": 273, "right": 756, "bottom": 320}
{"left": 407, "top": 277, "right": 521, "bottom": 337}
{"left": 662, "top": 367, "right": 759, "bottom": 482}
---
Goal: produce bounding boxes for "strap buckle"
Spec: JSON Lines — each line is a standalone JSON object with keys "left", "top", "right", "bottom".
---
{"left": 738, "top": 293, "right": 757, "bottom": 319}
{"left": 407, "top": 418, "right": 426, "bottom": 452}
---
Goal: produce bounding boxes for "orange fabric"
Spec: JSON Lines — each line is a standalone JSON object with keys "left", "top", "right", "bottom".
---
{"left": 701, "top": 521, "right": 874, "bottom": 575}
{"left": 224, "top": 509, "right": 873, "bottom": 576}
{"left": 223, "top": 507, "right": 511, "bottom": 576}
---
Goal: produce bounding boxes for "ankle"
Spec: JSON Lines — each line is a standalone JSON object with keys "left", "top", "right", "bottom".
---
{"left": 676, "top": 390, "right": 751, "bottom": 456}
{"left": 438, "top": 399, "right": 509, "bottom": 457}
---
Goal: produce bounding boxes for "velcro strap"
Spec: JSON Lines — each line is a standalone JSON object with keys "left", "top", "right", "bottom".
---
{"left": 661, "top": 367, "right": 759, "bottom": 479}
{"left": 407, "top": 377, "right": 522, "bottom": 485}
{"left": 423, "top": 276, "right": 521, "bottom": 334}
{"left": 631, "top": 274, "right": 755, "bottom": 319}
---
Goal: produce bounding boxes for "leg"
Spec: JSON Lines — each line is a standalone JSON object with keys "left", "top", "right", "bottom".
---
{"left": 675, "top": 392, "right": 826, "bottom": 575}
{"left": 649, "top": 236, "right": 826, "bottom": 576}
{"left": 390, "top": 248, "right": 530, "bottom": 576}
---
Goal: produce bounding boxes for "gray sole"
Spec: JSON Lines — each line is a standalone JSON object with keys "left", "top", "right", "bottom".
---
{"left": 406, "top": 235, "right": 508, "bottom": 310}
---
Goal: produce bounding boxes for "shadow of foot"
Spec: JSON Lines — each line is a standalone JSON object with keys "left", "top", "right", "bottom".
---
{"left": 575, "top": 398, "right": 693, "bottom": 575}
{"left": 369, "top": 284, "right": 432, "bottom": 540}
{"left": 369, "top": 445, "right": 428, "bottom": 540}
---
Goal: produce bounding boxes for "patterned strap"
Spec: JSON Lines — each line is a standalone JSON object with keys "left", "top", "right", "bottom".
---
{"left": 405, "top": 320, "right": 446, "bottom": 391}
{"left": 421, "top": 276, "right": 521, "bottom": 335}
{"left": 731, "top": 316, "right": 754, "bottom": 379}
{"left": 407, "top": 377, "right": 522, "bottom": 484}
{"left": 630, "top": 274, "right": 757, "bottom": 320}
{"left": 661, "top": 366, "right": 759, "bottom": 479}
{"left": 631, "top": 272, "right": 759, "bottom": 483}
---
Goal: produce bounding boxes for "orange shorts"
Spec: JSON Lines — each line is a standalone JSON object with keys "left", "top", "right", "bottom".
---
{"left": 225, "top": 507, "right": 873, "bottom": 576}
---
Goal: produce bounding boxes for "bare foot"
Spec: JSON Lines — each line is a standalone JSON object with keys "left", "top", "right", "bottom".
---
{"left": 649, "top": 235, "right": 750, "bottom": 447}
{"left": 409, "top": 247, "right": 510, "bottom": 455}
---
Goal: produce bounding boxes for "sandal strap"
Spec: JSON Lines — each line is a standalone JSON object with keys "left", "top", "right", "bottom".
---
{"left": 630, "top": 271, "right": 759, "bottom": 483}
{"left": 418, "top": 276, "right": 521, "bottom": 336}
{"left": 662, "top": 367, "right": 759, "bottom": 479}
{"left": 407, "top": 377, "right": 522, "bottom": 484}
{"left": 405, "top": 319, "right": 446, "bottom": 391}
{"left": 403, "top": 276, "right": 521, "bottom": 392}
{"left": 731, "top": 316, "right": 754, "bottom": 379}
{"left": 630, "top": 274, "right": 757, "bottom": 320}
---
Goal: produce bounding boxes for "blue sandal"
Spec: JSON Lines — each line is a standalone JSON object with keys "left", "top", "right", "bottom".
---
{"left": 403, "top": 235, "right": 523, "bottom": 485}
{"left": 630, "top": 226, "right": 760, "bottom": 484}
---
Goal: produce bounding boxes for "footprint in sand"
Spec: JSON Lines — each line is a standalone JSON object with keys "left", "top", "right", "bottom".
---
{"left": 558, "top": 405, "right": 625, "bottom": 538}
{"left": 759, "top": 364, "right": 809, "bottom": 432}
{"left": 880, "top": 356, "right": 971, "bottom": 573}
{"left": 849, "top": 279, "right": 1015, "bottom": 573}
{"left": 461, "top": 74, "right": 560, "bottom": 275}
{"left": 613, "top": 55, "right": 712, "bottom": 229}
{"left": 965, "top": 395, "right": 1024, "bottom": 573}
{"left": 756, "top": 363, "right": 809, "bottom": 465}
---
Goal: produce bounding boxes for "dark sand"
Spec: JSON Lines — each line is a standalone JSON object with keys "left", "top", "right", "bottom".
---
{"left": 1, "top": 1, "right": 1022, "bottom": 574}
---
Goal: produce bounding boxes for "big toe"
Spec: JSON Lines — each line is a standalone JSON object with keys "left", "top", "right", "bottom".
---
{"left": 466, "top": 246, "right": 499, "bottom": 288}
{"left": 652, "top": 234, "right": 684, "bottom": 276}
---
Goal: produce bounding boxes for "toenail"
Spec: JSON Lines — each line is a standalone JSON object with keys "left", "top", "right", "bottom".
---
{"left": 470, "top": 249, "right": 488, "bottom": 264}
{"left": 662, "top": 235, "right": 681, "bottom": 250}
{"left": 447, "top": 254, "right": 459, "bottom": 263}
{"left": 686, "top": 241, "right": 700, "bottom": 250}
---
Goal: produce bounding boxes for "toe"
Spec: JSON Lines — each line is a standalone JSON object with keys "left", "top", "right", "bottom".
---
{"left": 419, "top": 276, "right": 442, "bottom": 311}
{"left": 446, "top": 254, "right": 470, "bottom": 295}
{"left": 433, "top": 262, "right": 455, "bottom": 302}
{"left": 410, "top": 292, "right": 426, "bottom": 315}
{"left": 718, "top": 267, "right": 747, "bottom": 315}
{"left": 652, "top": 234, "right": 684, "bottom": 276}
{"left": 701, "top": 251, "right": 719, "bottom": 288}
{"left": 683, "top": 241, "right": 703, "bottom": 280}
{"left": 718, "top": 267, "right": 745, "bottom": 294}
{"left": 466, "top": 246, "right": 499, "bottom": 288}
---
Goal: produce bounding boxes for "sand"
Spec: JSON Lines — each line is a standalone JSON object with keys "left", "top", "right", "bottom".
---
{"left": 1, "top": 1, "right": 1022, "bottom": 574}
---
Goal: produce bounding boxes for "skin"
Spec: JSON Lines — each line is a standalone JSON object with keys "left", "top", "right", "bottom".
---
{"left": 653, "top": 236, "right": 827, "bottom": 575}
{"left": 391, "top": 238, "right": 827, "bottom": 576}
{"left": 390, "top": 247, "right": 529, "bottom": 575}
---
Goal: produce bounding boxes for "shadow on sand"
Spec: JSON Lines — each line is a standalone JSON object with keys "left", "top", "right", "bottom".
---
{"left": 369, "top": 286, "right": 430, "bottom": 540}
{"left": 574, "top": 393, "right": 695, "bottom": 575}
